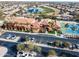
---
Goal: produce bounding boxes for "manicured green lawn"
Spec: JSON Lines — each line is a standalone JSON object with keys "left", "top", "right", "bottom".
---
{"left": 60, "top": 22, "right": 66, "bottom": 33}
{"left": 48, "top": 29, "right": 62, "bottom": 35}
{"left": 48, "top": 31, "right": 55, "bottom": 34}
{"left": 40, "top": 6, "right": 55, "bottom": 14}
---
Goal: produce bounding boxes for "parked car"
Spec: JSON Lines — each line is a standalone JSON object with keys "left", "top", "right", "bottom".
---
{"left": 74, "top": 44, "right": 79, "bottom": 49}
{"left": 68, "top": 45, "right": 73, "bottom": 50}
{"left": 17, "top": 51, "right": 37, "bottom": 57}
{"left": 47, "top": 42, "right": 53, "bottom": 46}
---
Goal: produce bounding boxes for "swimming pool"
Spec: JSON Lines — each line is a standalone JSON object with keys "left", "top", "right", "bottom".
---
{"left": 26, "top": 7, "right": 43, "bottom": 13}
{"left": 61, "top": 23, "right": 79, "bottom": 35}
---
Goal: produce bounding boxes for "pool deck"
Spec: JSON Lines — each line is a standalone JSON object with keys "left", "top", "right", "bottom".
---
{"left": 59, "top": 21, "right": 79, "bottom": 24}
{"left": 60, "top": 20, "right": 79, "bottom": 36}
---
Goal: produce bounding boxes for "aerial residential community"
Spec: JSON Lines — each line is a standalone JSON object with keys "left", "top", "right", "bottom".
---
{"left": 0, "top": 1, "right": 79, "bottom": 57}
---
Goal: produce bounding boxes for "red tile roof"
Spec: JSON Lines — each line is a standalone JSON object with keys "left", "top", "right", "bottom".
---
{"left": 9, "top": 17, "right": 35, "bottom": 24}
{"left": 39, "top": 19, "right": 48, "bottom": 25}
{"left": 32, "top": 20, "right": 40, "bottom": 29}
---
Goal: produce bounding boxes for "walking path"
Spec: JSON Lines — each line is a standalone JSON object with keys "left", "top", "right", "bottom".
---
{"left": 59, "top": 20, "right": 79, "bottom": 24}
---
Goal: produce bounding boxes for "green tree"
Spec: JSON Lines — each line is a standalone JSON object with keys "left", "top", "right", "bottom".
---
{"left": 54, "top": 40, "right": 62, "bottom": 47}
{"left": 35, "top": 16, "right": 42, "bottom": 22}
{"left": 17, "top": 44, "right": 25, "bottom": 51}
{"left": 0, "top": 9, "right": 5, "bottom": 20}
{"left": 28, "top": 43, "right": 35, "bottom": 51}
{"left": 25, "top": 36, "right": 29, "bottom": 42}
{"left": 48, "top": 50, "right": 57, "bottom": 57}
{"left": 24, "top": 47, "right": 30, "bottom": 52}
{"left": 63, "top": 42, "right": 70, "bottom": 48}
{"left": 34, "top": 45, "right": 42, "bottom": 53}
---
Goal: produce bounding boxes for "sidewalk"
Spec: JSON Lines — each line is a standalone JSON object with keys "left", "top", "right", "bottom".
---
{"left": 26, "top": 42, "right": 79, "bottom": 53}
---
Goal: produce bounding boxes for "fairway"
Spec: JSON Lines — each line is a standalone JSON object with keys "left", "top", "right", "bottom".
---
{"left": 40, "top": 6, "right": 55, "bottom": 13}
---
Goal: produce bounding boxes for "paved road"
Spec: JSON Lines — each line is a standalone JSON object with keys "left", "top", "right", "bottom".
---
{"left": 26, "top": 42, "right": 79, "bottom": 56}
{"left": 0, "top": 31, "right": 79, "bottom": 56}
{"left": 26, "top": 42, "right": 79, "bottom": 53}
{"left": 1, "top": 31, "right": 79, "bottom": 44}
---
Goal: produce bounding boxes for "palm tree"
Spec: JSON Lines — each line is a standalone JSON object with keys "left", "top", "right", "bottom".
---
{"left": 48, "top": 50, "right": 57, "bottom": 57}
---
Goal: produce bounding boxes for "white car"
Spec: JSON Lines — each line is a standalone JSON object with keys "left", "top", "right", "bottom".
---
{"left": 17, "top": 51, "right": 37, "bottom": 57}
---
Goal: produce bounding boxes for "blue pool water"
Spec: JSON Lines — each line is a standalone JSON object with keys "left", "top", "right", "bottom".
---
{"left": 64, "top": 24, "right": 79, "bottom": 35}
{"left": 26, "top": 7, "right": 43, "bottom": 13}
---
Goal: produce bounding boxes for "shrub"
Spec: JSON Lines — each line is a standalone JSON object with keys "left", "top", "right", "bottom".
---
{"left": 17, "top": 44, "right": 25, "bottom": 51}
{"left": 53, "top": 40, "right": 62, "bottom": 47}
{"left": 34, "top": 45, "right": 42, "bottom": 53}
{"left": 63, "top": 42, "right": 70, "bottom": 48}
{"left": 48, "top": 50, "right": 57, "bottom": 57}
